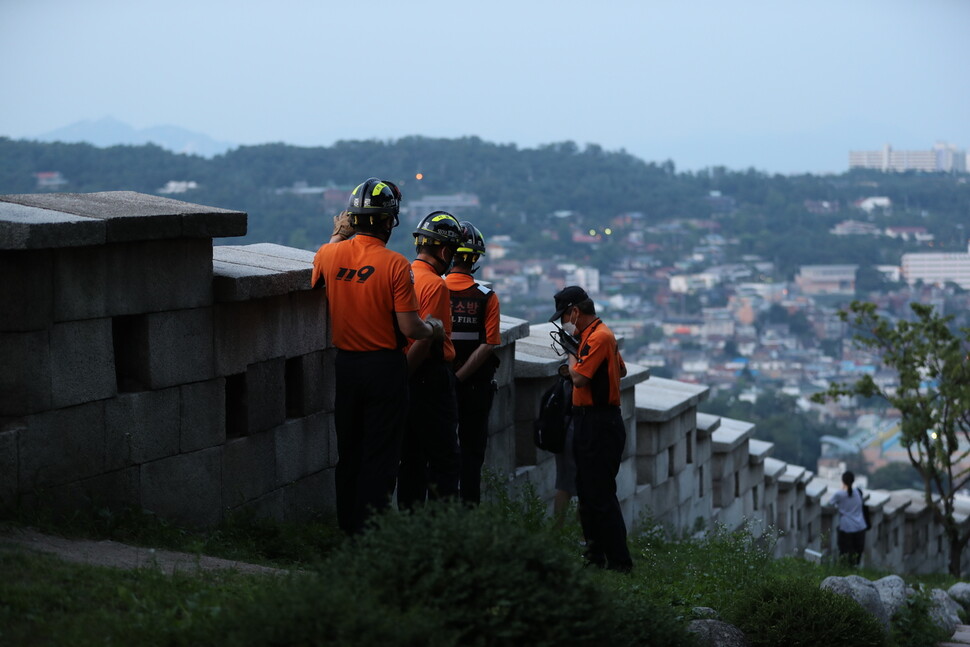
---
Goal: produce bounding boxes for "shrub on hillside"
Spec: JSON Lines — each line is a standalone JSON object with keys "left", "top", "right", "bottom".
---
{"left": 214, "top": 502, "right": 694, "bottom": 647}
{"left": 890, "top": 586, "right": 952, "bottom": 647}
{"left": 724, "top": 576, "right": 887, "bottom": 647}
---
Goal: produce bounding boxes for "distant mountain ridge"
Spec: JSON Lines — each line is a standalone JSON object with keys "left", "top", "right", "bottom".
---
{"left": 34, "top": 117, "right": 234, "bottom": 158}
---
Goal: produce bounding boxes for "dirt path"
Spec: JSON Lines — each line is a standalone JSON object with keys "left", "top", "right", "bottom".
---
{"left": 0, "top": 526, "right": 289, "bottom": 576}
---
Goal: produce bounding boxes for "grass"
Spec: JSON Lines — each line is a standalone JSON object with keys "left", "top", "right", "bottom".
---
{"left": 1, "top": 482, "right": 965, "bottom": 646}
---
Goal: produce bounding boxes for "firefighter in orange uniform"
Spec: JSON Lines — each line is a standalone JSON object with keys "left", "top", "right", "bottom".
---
{"left": 397, "top": 211, "right": 464, "bottom": 508}
{"left": 551, "top": 285, "right": 633, "bottom": 572}
{"left": 446, "top": 222, "right": 501, "bottom": 505}
{"left": 311, "top": 178, "right": 443, "bottom": 534}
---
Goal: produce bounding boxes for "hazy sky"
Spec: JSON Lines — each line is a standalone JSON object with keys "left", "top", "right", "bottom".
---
{"left": 2, "top": 0, "right": 968, "bottom": 174}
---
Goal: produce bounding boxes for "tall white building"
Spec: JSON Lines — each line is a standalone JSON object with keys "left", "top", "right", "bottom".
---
{"left": 849, "top": 142, "right": 967, "bottom": 173}
{"left": 901, "top": 243, "right": 970, "bottom": 289}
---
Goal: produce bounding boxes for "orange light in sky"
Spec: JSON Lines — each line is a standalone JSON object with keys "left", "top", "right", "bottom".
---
{"left": 415, "top": 173, "right": 424, "bottom": 180}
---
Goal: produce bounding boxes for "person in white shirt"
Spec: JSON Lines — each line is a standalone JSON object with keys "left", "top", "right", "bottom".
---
{"left": 828, "top": 470, "right": 867, "bottom": 566}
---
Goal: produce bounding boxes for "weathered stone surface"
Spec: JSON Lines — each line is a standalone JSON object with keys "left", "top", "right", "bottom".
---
{"left": 223, "top": 431, "right": 277, "bottom": 508}
{"left": 686, "top": 619, "right": 750, "bottom": 647}
{"left": 50, "top": 318, "right": 116, "bottom": 408}
{"left": 0, "top": 329, "right": 52, "bottom": 416}
{"left": 820, "top": 575, "right": 890, "bottom": 629}
{"left": 275, "top": 412, "right": 331, "bottom": 485}
{"left": 105, "top": 388, "right": 180, "bottom": 467}
{"left": 213, "top": 297, "right": 286, "bottom": 376}
{"left": 874, "top": 574, "right": 909, "bottom": 619}
{"left": 140, "top": 448, "right": 223, "bottom": 527}
{"left": 20, "top": 467, "right": 140, "bottom": 515}
{"left": 105, "top": 239, "right": 213, "bottom": 315}
{"left": 212, "top": 244, "right": 314, "bottom": 302}
{"left": 284, "top": 352, "right": 327, "bottom": 418}
{"left": 0, "top": 250, "right": 52, "bottom": 330}
{"left": 0, "top": 200, "right": 105, "bottom": 249}
{"left": 51, "top": 245, "right": 106, "bottom": 321}
{"left": 0, "top": 191, "right": 245, "bottom": 242}
{"left": 18, "top": 401, "right": 106, "bottom": 489}
{"left": 180, "top": 378, "right": 226, "bottom": 452}
{"left": 947, "top": 581, "right": 970, "bottom": 605}
{"left": 929, "top": 588, "right": 962, "bottom": 637}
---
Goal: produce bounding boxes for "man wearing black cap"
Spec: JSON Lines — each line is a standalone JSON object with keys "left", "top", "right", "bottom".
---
{"left": 550, "top": 285, "right": 633, "bottom": 572}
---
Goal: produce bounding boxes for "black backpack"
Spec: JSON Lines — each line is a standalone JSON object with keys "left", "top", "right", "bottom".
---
{"left": 859, "top": 488, "right": 872, "bottom": 530}
{"left": 533, "top": 375, "right": 572, "bottom": 453}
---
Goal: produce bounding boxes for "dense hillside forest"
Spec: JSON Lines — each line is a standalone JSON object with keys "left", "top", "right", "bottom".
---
{"left": 2, "top": 136, "right": 969, "bottom": 277}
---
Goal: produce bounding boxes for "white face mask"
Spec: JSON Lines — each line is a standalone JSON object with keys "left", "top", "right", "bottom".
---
{"left": 561, "top": 311, "right": 578, "bottom": 337}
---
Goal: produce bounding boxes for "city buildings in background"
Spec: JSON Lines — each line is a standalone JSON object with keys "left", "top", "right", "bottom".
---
{"left": 849, "top": 142, "right": 967, "bottom": 173}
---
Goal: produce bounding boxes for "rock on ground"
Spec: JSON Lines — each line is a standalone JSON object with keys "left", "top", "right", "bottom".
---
{"left": 820, "top": 574, "right": 890, "bottom": 629}
{"left": 686, "top": 619, "right": 750, "bottom": 647}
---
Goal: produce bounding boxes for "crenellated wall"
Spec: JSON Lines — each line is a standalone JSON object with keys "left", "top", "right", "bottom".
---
{"left": 1, "top": 191, "right": 966, "bottom": 574}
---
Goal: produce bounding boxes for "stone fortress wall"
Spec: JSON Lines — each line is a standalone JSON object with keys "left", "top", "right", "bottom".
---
{"left": 1, "top": 191, "right": 964, "bottom": 574}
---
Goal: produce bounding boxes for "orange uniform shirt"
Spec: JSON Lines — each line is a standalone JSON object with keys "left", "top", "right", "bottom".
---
{"left": 405, "top": 259, "right": 456, "bottom": 363}
{"left": 444, "top": 272, "right": 501, "bottom": 346}
{"left": 311, "top": 235, "right": 418, "bottom": 352}
{"left": 572, "top": 319, "right": 625, "bottom": 407}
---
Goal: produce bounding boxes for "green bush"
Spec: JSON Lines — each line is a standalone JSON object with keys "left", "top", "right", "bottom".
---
{"left": 890, "top": 585, "right": 951, "bottom": 647}
{"left": 214, "top": 502, "right": 695, "bottom": 647}
{"left": 724, "top": 576, "right": 887, "bottom": 647}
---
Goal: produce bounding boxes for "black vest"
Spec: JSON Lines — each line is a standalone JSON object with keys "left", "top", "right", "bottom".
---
{"left": 449, "top": 281, "right": 498, "bottom": 381}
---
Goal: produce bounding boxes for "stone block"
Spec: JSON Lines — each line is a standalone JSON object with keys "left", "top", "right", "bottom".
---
{"left": 616, "top": 457, "right": 637, "bottom": 502}
{"left": 283, "top": 468, "right": 336, "bottom": 521}
{"left": 21, "top": 467, "right": 140, "bottom": 516}
{"left": 0, "top": 329, "right": 52, "bottom": 416}
{"left": 105, "top": 239, "right": 213, "bottom": 316}
{"left": 246, "top": 357, "right": 287, "bottom": 434}
{"left": 51, "top": 246, "right": 107, "bottom": 322}
{"left": 0, "top": 250, "right": 52, "bottom": 331}
{"left": 514, "top": 376, "right": 557, "bottom": 422}
{"left": 229, "top": 487, "right": 285, "bottom": 522}
{"left": 284, "top": 351, "right": 327, "bottom": 418}
{"left": 676, "top": 465, "right": 697, "bottom": 505}
{"left": 484, "top": 424, "right": 515, "bottom": 478}
{"left": 281, "top": 290, "right": 328, "bottom": 357}
{"left": 18, "top": 401, "right": 106, "bottom": 489}
{"left": 212, "top": 244, "right": 314, "bottom": 302}
{"left": 213, "top": 297, "right": 287, "bottom": 376}
{"left": 105, "top": 389, "right": 180, "bottom": 468}
{"left": 275, "top": 412, "right": 331, "bottom": 485}
{"left": 0, "top": 199, "right": 105, "bottom": 250}
{"left": 487, "top": 384, "right": 514, "bottom": 434}
{"left": 1, "top": 191, "right": 245, "bottom": 242}
{"left": 140, "top": 447, "right": 223, "bottom": 527}
{"left": 492, "top": 343, "right": 515, "bottom": 388}
{"left": 223, "top": 431, "right": 277, "bottom": 507}
{"left": 0, "top": 428, "right": 17, "bottom": 510}
{"left": 180, "top": 378, "right": 226, "bottom": 452}
{"left": 637, "top": 451, "right": 669, "bottom": 487}
{"left": 113, "top": 308, "right": 215, "bottom": 390}
{"left": 50, "top": 318, "right": 116, "bottom": 408}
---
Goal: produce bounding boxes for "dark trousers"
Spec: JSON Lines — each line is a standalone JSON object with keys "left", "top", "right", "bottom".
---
{"left": 334, "top": 349, "right": 409, "bottom": 535}
{"left": 398, "top": 360, "right": 460, "bottom": 509}
{"left": 456, "top": 378, "right": 495, "bottom": 505}
{"left": 838, "top": 529, "right": 866, "bottom": 566}
{"left": 573, "top": 406, "right": 633, "bottom": 572}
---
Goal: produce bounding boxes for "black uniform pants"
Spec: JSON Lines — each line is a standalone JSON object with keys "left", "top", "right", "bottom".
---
{"left": 334, "top": 349, "right": 409, "bottom": 535}
{"left": 398, "top": 360, "right": 460, "bottom": 509}
{"left": 456, "top": 378, "right": 495, "bottom": 505}
{"left": 573, "top": 406, "right": 633, "bottom": 572}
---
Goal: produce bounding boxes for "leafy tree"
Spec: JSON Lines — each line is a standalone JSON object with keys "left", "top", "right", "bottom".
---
{"left": 813, "top": 301, "right": 970, "bottom": 576}
{"left": 868, "top": 461, "right": 922, "bottom": 490}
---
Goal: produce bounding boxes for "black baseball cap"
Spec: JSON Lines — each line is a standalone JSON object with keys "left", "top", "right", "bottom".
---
{"left": 549, "top": 285, "right": 589, "bottom": 322}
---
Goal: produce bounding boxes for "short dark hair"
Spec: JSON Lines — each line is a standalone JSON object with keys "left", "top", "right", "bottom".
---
{"left": 575, "top": 298, "right": 595, "bottom": 315}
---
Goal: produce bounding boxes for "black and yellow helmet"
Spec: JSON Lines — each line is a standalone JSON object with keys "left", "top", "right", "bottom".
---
{"left": 347, "top": 177, "right": 401, "bottom": 227}
{"left": 412, "top": 211, "right": 463, "bottom": 248}
{"left": 457, "top": 221, "right": 486, "bottom": 255}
